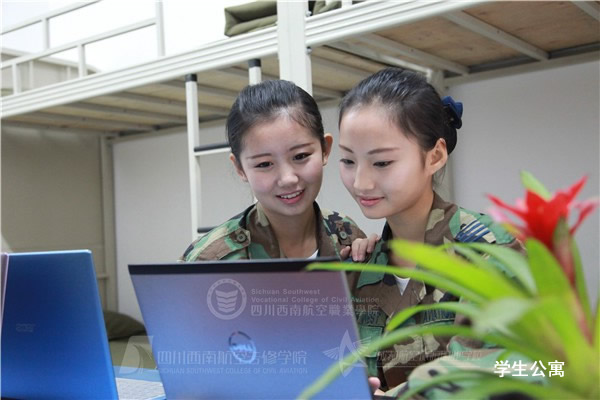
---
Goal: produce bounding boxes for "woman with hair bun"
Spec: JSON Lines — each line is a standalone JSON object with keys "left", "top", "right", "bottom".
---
{"left": 337, "top": 68, "right": 522, "bottom": 394}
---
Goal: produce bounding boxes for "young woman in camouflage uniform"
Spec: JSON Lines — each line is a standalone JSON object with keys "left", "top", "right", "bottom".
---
{"left": 182, "top": 80, "right": 365, "bottom": 262}
{"left": 337, "top": 68, "right": 522, "bottom": 394}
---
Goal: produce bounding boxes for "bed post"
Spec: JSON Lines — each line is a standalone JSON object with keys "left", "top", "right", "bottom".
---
{"left": 276, "top": 0, "right": 312, "bottom": 94}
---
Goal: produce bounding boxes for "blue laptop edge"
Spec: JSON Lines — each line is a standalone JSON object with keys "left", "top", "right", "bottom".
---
{"left": 2, "top": 250, "right": 137, "bottom": 399}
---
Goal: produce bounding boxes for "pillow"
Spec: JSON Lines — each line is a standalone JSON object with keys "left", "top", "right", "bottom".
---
{"left": 223, "top": 1, "right": 343, "bottom": 37}
{"left": 103, "top": 310, "right": 146, "bottom": 340}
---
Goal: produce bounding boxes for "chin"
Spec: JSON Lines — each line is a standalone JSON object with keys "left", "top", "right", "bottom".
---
{"left": 359, "top": 207, "right": 386, "bottom": 220}
{"left": 276, "top": 201, "right": 312, "bottom": 216}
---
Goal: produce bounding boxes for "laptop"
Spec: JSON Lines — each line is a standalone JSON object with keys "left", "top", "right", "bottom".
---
{"left": 129, "top": 258, "right": 373, "bottom": 400}
{"left": 1, "top": 250, "right": 165, "bottom": 400}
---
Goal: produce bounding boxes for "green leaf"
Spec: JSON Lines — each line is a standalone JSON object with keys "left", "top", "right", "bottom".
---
{"left": 389, "top": 240, "right": 526, "bottom": 300}
{"left": 307, "top": 262, "right": 487, "bottom": 304}
{"left": 529, "top": 295, "right": 598, "bottom": 392}
{"left": 525, "top": 238, "right": 571, "bottom": 297}
{"left": 450, "top": 244, "right": 501, "bottom": 274}
{"left": 386, "top": 302, "right": 480, "bottom": 332}
{"left": 568, "top": 233, "right": 593, "bottom": 328}
{"left": 495, "top": 348, "right": 517, "bottom": 361}
{"left": 474, "top": 298, "right": 536, "bottom": 337}
{"left": 520, "top": 170, "right": 552, "bottom": 200}
{"left": 595, "top": 297, "right": 600, "bottom": 356}
{"left": 465, "top": 242, "right": 536, "bottom": 296}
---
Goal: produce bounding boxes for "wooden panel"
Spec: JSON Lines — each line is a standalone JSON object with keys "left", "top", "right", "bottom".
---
{"left": 197, "top": 62, "right": 250, "bottom": 92}
{"left": 311, "top": 46, "right": 385, "bottom": 90}
{"left": 42, "top": 104, "right": 176, "bottom": 125}
{"left": 312, "top": 46, "right": 386, "bottom": 74}
{"left": 85, "top": 95, "right": 187, "bottom": 116}
{"left": 257, "top": 51, "right": 370, "bottom": 92}
{"left": 464, "top": 1, "right": 600, "bottom": 52}
{"left": 6, "top": 114, "right": 148, "bottom": 132}
{"left": 84, "top": 95, "right": 223, "bottom": 118}
{"left": 375, "top": 1, "right": 599, "bottom": 67}
{"left": 376, "top": 16, "right": 520, "bottom": 67}
{"left": 129, "top": 84, "right": 235, "bottom": 109}
{"left": 128, "top": 84, "right": 182, "bottom": 100}
{"left": 257, "top": 57, "right": 280, "bottom": 79}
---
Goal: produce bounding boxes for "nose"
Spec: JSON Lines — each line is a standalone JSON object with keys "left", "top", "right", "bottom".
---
{"left": 353, "top": 165, "right": 375, "bottom": 192}
{"left": 277, "top": 164, "right": 299, "bottom": 187}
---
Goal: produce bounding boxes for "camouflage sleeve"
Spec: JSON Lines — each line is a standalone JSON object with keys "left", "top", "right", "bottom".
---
{"left": 180, "top": 219, "right": 250, "bottom": 261}
{"left": 180, "top": 235, "right": 205, "bottom": 261}
{"left": 321, "top": 208, "right": 367, "bottom": 247}
{"left": 345, "top": 214, "right": 367, "bottom": 241}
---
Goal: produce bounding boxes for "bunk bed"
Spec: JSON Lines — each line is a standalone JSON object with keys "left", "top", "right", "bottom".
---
{"left": 1, "top": 0, "right": 598, "bottom": 322}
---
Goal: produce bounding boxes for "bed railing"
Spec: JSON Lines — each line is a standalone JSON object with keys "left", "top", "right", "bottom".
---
{"left": 1, "top": 0, "right": 165, "bottom": 94}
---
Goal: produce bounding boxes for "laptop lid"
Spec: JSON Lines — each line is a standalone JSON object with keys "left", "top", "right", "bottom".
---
{"left": 1, "top": 250, "right": 118, "bottom": 399}
{"left": 129, "top": 258, "right": 373, "bottom": 400}
{"left": 1, "top": 252, "right": 8, "bottom": 326}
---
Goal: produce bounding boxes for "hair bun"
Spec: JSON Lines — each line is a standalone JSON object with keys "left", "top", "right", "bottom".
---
{"left": 442, "top": 96, "right": 463, "bottom": 129}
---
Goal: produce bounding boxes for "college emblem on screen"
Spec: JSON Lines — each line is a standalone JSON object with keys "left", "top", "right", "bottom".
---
{"left": 207, "top": 278, "right": 247, "bottom": 320}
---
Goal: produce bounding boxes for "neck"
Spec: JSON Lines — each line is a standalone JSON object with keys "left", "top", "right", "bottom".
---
{"left": 387, "top": 189, "right": 435, "bottom": 243}
{"left": 260, "top": 203, "right": 318, "bottom": 258}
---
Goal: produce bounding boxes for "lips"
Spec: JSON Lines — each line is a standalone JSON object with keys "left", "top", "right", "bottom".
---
{"left": 277, "top": 190, "right": 304, "bottom": 204}
{"left": 358, "top": 196, "right": 383, "bottom": 207}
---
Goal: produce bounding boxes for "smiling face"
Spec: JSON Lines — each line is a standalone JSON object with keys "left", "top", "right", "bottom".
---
{"left": 339, "top": 105, "right": 446, "bottom": 221}
{"left": 231, "top": 114, "right": 332, "bottom": 222}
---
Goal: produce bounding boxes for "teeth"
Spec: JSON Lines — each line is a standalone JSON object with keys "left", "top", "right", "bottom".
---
{"left": 280, "top": 191, "right": 302, "bottom": 199}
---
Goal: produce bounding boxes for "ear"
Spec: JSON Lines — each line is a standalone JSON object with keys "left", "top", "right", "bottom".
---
{"left": 426, "top": 138, "right": 448, "bottom": 175}
{"left": 322, "top": 133, "right": 334, "bottom": 165}
{"left": 229, "top": 153, "right": 248, "bottom": 182}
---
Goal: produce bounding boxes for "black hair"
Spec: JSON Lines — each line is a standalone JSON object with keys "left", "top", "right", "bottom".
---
{"left": 339, "top": 68, "right": 461, "bottom": 155}
{"left": 227, "top": 80, "right": 326, "bottom": 164}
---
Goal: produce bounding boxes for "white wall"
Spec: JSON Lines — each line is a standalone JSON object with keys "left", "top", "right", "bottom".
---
{"left": 448, "top": 60, "right": 600, "bottom": 303}
{"left": 1, "top": 126, "right": 109, "bottom": 306}
{"left": 112, "top": 132, "right": 192, "bottom": 320}
{"left": 194, "top": 121, "right": 255, "bottom": 228}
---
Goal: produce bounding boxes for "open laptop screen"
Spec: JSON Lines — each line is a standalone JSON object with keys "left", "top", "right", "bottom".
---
{"left": 130, "top": 258, "right": 372, "bottom": 400}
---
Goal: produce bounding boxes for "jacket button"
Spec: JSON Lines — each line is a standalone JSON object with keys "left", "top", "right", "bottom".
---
{"left": 236, "top": 233, "right": 247, "bottom": 243}
{"left": 339, "top": 231, "right": 348, "bottom": 240}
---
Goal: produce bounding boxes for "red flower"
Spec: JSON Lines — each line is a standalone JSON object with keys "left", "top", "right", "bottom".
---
{"left": 488, "top": 176, "right": 597, "bottom": 246}
{"left": 487, "top": 176, "right": 598, "bottom": 283}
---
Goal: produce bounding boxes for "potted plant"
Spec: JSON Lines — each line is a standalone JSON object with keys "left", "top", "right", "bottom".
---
{"left": 301, "top": 172, "right": 598, "bottom": 399}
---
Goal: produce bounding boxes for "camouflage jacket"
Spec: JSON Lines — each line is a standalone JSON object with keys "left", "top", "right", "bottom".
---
{"left": 347, "top": 192, "right": 522, "bottom": 390}
{"left": 182, "top": 202, "right": 366, "bottom": 261}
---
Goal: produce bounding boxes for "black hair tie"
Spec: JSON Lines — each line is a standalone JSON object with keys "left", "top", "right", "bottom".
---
{"left": 442, "top": 96, "right": 463, "bottom": 129}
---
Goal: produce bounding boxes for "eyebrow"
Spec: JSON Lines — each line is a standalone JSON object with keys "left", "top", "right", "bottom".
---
{"left": 246, "top": 142, "right": 314, "bottom": 159}
{"left": 339, "top": 145, "right": 399, "bottom": 155}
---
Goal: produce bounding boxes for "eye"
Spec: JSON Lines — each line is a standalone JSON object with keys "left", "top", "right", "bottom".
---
{"left": 374, "top": 161, "right": 393, "bottom": 168}
{"left": 339, "top": 158, "right": 354, "bottom": 166}
{"left": 294, "top": 152, "right": 311, "bottom": 161}
{"left": 255, "top": 161, "right": 273, "bottom": 168}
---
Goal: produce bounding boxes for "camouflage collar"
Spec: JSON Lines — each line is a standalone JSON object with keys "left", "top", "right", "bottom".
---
{"left": 357, "top": 192, "right": 458, "bottom": 288}
{"left": 244, "top": 202, "right": 339, "bottom": 258}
